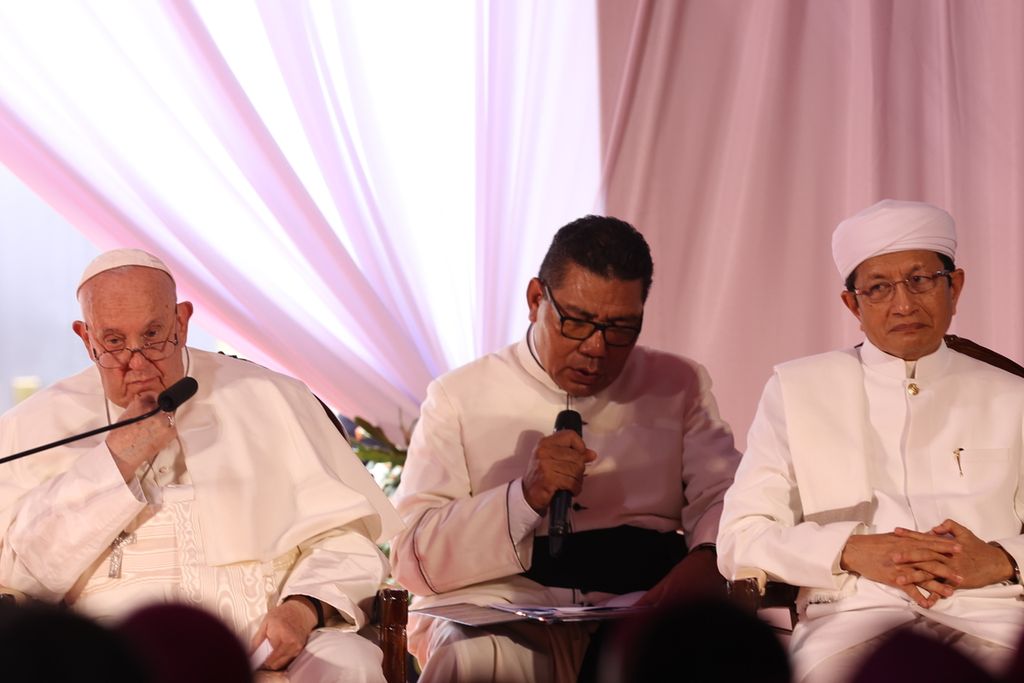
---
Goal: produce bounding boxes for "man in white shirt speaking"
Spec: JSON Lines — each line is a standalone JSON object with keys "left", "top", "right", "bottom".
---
{"left": 392, "top": 215, "right": 741, "bottom": 682}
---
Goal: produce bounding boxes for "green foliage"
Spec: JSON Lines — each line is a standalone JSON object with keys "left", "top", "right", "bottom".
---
{"left": 350, "top": 417, "right": 407, "bottom": 467}
{"left": 348, "top": 416, "right": 415, "bottom": 500}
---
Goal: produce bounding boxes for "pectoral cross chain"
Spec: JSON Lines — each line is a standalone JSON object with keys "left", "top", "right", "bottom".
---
{"left": 108, "top": 531, "right": 137, "bottom": 578}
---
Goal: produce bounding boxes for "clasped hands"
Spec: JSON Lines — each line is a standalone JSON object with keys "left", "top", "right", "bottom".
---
{"left": 840, "top": 519, "right": 1015, "bottom": 608}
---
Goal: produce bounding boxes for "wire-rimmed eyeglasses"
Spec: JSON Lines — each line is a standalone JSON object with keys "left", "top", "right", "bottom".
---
{"left": 91, "top": 331, "right": 180, "bottom": 369}
{"left": 543, "top": 283, "right": 641, "bottom": 347}
{"left": 852, "top": 270, "right": 953, "bottom": 304}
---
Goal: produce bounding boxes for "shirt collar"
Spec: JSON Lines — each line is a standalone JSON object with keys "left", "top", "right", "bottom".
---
{"left": 515, "top": 326, "right": 564, "bottom": 395}
{"left": 859, "top": 337, "right": 951, "bottom": 380}
{"left": 513, "top": 326, "right": 633, "bottom": 407}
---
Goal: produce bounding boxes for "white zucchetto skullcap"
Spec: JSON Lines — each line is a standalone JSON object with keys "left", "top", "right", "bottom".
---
{"left": 831, "top": 199, "right": 957, "bottom": 280}
{"left": 78, "top": 248, "right": 175, "bottom": 292}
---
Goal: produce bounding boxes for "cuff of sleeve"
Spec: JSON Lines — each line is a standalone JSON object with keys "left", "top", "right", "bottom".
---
{"left": 689, "top": 501, "right": 724, "bottom": 548}
{"left": 84, "top": 444, "right": 151, "bottom": 537}
{"left": 285, "top": 595, "right": 325, "bottom": 629}
{"left": 87, "top": 442, "right": 146, "bottom": 504}
{"left": 689, "top": 542, "right": 717, "bottom": 556}
{"left": 990, "top": 539, "right": 1024, "bottom": 585}
{"left": 124, "top": 475, "right": 145, "bottom": 502}
{"left": 831, "top": 522, "right": 869, "bottom": 575}
{"left": 507, "top": 478, "right": 542, "bottom": 541}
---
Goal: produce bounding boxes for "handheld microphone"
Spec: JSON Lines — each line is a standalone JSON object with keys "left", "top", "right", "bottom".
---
{"left": 548, "top": 409, "right": 582, "bottom": 558}
{"left": 0, "top": 377, "right": 200, "bottom": 465}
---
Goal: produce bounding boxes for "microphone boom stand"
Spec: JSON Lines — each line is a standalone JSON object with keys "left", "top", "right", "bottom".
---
{"left": 0, "top": 406, "right": 164, "bottom": 466}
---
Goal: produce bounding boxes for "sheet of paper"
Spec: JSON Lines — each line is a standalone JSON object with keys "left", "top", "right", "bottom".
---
{"left": 410, "top": 603, "right": 527, "bottom": 627}
{"left": 488, "top": 602, "right": 652, "bottom": 623}
{"left": 250, "top": 638, "right": 273, "bottom": 670}
{"left": 411, "top": 599, "right": 654, "bottom": 626}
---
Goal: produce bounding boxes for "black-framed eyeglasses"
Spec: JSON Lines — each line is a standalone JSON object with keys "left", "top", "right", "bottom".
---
{"left": 543, "top": 283, "right": 641, "bottom": 347}
{"left": 852, "top": 270, "right": 953, "bottom": 304}
{"left": 90, "top": 328, "right": 180, "bottom": 369}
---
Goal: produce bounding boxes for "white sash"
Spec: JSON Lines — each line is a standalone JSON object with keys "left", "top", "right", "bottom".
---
{"left": 777, "top": 349, "right": 873, "bottom": 518}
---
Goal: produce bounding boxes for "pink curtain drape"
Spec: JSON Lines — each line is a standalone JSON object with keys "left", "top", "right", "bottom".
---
{"left": 3, "top": 1, "right": 1024, "bottom": 446}
{"left": 474, "top": 1, "right": 605, "bottom": 352}
{"left": 597, "top": 0, "right": 1024, "bottom": 444}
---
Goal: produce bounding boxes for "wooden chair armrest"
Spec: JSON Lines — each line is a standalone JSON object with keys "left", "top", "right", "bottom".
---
{"left": 374, "top": 587, "right": 408, "bottom": 683}
{"left": 726, "top": 568, "right": 799, "bottom": 629}
{"left": 727, "top": 567, "right": 768, "bottom": 613}
{"left": 0, "top": 587, "right": 27, "bottom": 607}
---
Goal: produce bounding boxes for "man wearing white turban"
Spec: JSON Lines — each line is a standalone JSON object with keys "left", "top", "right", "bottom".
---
{"left": 717, "top": 200, "right": 1024, "bottom": 681}
{"left": 0, "top": 249, "right": 403, "bottom": 681}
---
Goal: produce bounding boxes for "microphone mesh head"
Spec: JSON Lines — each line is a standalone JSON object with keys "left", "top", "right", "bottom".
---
{"left": 157, "top": 377, "right": 199, "bottom": 412}
{"left": 554, "top": 409, "right": 583, "bottom": 435}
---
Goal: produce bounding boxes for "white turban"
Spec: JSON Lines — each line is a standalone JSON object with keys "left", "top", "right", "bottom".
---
{"left": 831, "top": 199, "right": 957, "bottom": 281}
{"left": 78, "top": 248, "right": 175, "bottom": 292}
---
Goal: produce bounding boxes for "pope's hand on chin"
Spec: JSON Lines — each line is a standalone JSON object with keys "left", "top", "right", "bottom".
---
{"left": 124, "top": 387, "right": 159, "bottom": 405}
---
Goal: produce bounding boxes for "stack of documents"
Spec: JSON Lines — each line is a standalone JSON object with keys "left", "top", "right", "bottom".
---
{"left": 411, "top": 602, "right": 651, "bottom": 627}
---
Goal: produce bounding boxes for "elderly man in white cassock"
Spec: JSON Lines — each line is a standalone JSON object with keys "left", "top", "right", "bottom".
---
{"left": 718, "top": 199, "right": 1024, "bottom": 681}
{"left": 0, "top": 249, "right": 403, "bottom": 681}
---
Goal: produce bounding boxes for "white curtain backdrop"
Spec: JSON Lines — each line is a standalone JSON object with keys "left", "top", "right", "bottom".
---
{"left": 3, "top": 0, "right": 1024, "bottom": 447}
{"left": 0, "top": 0, "right": 603, "bottom": 436}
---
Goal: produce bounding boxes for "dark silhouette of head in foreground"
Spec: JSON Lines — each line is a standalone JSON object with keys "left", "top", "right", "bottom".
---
{"left": 0, "top": 600, "right": 253, "bottom": 682}
{"left": 597, "top": 598, "right": 791, "bottom": 683}
{"left": 117, "top": 603, "right": 252, "bottom": 683}
{"left": 0, "top": 602, "right": 148, "bottom": 681}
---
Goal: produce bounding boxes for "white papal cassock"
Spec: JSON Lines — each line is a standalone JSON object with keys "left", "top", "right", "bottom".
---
{"left": 0, "top": 348, "right": 403, "bottom": 682}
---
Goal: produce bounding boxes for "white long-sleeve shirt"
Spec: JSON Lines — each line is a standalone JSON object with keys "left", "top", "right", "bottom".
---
{"left": 391, "top": 335, "right": 739, "bottom": 604}
{"left": 718, "top": 340, "right": 1024, "bottom": 678}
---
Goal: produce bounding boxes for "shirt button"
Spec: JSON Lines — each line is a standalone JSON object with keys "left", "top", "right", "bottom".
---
{"left": 907, "top": 383, "right": 920, "bottom": 396}
{"left": 158, "top": 466, "right": 169, "bottom": 474}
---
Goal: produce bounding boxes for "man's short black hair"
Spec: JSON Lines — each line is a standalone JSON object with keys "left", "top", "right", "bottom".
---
{"left": 538, "top": 215, "right": 654, "bottom": 301}
{"left": 845, "top": 252, "right": 956, "bottom": 292}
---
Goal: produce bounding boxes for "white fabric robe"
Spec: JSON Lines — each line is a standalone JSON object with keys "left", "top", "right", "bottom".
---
{"left": 390, "top": 336, "right": 740, "bottom": 665}
{"left": 718, "top": 340, "right": 1024, "bottom": 679}
{"left": 0, "top": 348, "right": 403, "bottom": 631}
